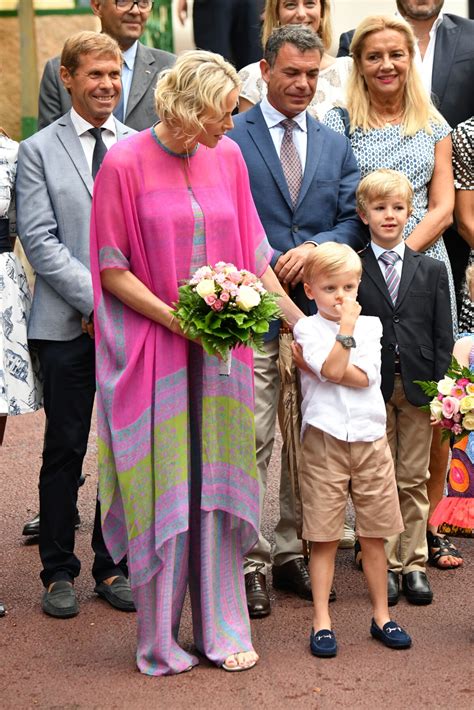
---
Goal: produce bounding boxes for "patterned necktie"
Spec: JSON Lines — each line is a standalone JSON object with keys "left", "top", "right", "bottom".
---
{"left": 88, "top": 127, "right": 108, "bottom": 180}
{"left": 280, "top": 119, "right": 302, "bottom": 207}
{"left": 379, "top": 250, "right": 401, "bottom": 304}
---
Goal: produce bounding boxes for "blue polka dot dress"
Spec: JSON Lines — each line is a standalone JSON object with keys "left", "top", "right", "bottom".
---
{"left": 324, "top": 109, "right": 457, "bottom": 335}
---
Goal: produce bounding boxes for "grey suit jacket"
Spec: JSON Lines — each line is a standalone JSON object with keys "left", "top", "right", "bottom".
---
{"left": 16, "top": 111, "right": 135, "bottom": 341}
{"left": 337, "top": 14, "right": 474, "bottom": 127}
{"left": 38, "top": 42, "right": 175, "bottom": 131}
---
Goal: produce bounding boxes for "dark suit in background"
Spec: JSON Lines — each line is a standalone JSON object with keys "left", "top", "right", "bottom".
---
{"left": 358, "top": 245, "right": 453, "bottom": 579}
{"left": 38, "top": 43, "right": 174, "bottom": 131}
{"left": 192, "top": 0, "right": 261, "bottom": 70}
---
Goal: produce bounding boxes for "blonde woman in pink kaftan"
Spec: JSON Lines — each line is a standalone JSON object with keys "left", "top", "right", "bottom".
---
{"left": 90, "top": 50, "right": 304, "bottom": 676}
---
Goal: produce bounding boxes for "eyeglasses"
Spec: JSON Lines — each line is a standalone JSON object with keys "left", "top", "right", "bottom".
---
{"left": 115, "top": 0, "right": 153, "bottom": 11}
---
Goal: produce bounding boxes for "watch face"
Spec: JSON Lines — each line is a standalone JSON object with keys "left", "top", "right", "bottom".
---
{"left": 336, "top": 334, "right": 356, "bottom": 348}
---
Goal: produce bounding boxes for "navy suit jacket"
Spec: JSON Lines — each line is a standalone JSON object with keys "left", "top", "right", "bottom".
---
{"left": 357, "top": 245, "right": 453, "bottom": 407}
{"left": 337, "top": 14, "right": 474, "bottom": 127}
{"left": 227, "top": 104, "right": 367, "bottom": 338}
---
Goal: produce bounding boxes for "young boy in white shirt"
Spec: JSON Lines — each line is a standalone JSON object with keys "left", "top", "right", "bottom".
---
{"left": 294, "top": 241, "right": 410, "bottom": 657}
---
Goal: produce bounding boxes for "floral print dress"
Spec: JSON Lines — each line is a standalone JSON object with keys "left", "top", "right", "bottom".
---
{"left": 0, "top": 133, "right": 42, "bottom": 415}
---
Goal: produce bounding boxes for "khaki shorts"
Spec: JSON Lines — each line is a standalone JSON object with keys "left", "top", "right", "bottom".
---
{"left": 299, "top": 426, "right": 404, "bottom": 542}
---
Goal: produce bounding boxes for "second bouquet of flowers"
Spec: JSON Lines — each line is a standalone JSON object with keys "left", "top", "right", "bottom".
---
{"left": 172, "top": 262, "right": 281, "bottom": 372}
{"left": 415, "top": 357, "right": 474, "bottom": 442}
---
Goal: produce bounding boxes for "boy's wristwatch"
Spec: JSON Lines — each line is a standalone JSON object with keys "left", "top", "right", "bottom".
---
{"left": 336, "top": 334, "right": 356, "bottom": 349}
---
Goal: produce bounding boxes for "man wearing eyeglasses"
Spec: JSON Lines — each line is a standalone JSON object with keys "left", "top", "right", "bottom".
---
{"left": 38, "top": 0, "right": 175, "bottom": 132}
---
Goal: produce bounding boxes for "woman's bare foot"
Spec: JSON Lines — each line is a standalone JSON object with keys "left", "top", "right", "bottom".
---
{"left": 427, "top": 530, "right": 463, "bottom": 569}
{"left": 222, "top": 651, "right": 259, "bottom": 672}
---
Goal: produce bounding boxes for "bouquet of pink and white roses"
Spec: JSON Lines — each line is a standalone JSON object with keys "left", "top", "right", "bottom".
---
{"left": 415, "top": 357, "right": 474, "bottom": 442}
{"left": 172, "top": 262, "right": 281, "bottom": 365}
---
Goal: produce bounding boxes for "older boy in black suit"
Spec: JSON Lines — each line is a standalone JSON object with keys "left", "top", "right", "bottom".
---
{"left": 356, "top": 170, "right": 453, "bottom": 606}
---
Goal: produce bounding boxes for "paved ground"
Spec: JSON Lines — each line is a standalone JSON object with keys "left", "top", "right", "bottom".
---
{"left": 1, "top": 409, "right": 473, "bottom": 709}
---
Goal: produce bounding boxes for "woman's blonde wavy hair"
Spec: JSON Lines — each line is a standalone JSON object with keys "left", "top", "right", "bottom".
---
{"left": 347, "top": 15, "right": 444, "bottom": 136}
{"left": 154, "top": 50, "right": 240, "bottom": 144}
{"left": 262, "top": 0, "right": 332, "bottom": 50}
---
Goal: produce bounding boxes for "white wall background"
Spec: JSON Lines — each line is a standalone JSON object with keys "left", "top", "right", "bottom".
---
{"left": 172, "top": 0, "right": 469, "bottom": 55}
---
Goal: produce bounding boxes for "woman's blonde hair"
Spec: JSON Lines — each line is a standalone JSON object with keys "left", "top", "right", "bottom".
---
{"left": 262, "top": 0, "right": 332, "bottom": 50}
{"left": 303, "top": 242, "right": 362, "bottom": 284}
{"left": 357, "top": 169, "right": 414, "bottom": 215}
{"left": 154, "top": 50, "right": 240, "bottom": 143}
{"left": 346, "top": 15, "right": 444, "bottom": 136}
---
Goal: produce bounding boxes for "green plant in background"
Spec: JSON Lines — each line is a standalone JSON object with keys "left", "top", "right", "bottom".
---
{"left": 142, "top": 0, "right": 173, "bottom": 53}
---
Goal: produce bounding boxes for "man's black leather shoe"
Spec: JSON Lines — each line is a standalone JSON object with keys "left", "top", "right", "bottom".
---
{"left": 402, "top": 571, "right": 433, "bottom": 605}
{"left": 387, "top": 570, "right": 400, "bottom": 606}
{"left": 94, "top": 576, "right": 135, "bottom": 612}
{"left": 272, "top": 558, "right": 313, "bottom": 601}
{"left": 23, "top": 511, "right": 81, "bottom": 537}
{"left": 245, "top": 569, "right": 270, "bottom": 618}
{"left": 42, "top": 581, "right": 79, "bottom": 618}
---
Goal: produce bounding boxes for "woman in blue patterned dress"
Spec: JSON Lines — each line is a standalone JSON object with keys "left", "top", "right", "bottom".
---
{"left": 0, "top": 129, "right": 42, "bottom": 616}
{"left": 323, "top": 15, "right": 458, "bottom": 571}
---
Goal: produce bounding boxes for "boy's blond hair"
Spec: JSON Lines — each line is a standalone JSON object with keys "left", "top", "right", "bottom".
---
{"left": 303, "top": 242, "right": 362, "bottom": 285}
{"left": 356, "top": 169, "right": 414, "bottom": 216}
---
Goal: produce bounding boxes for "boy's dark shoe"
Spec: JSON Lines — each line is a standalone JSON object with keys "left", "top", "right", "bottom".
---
{"left": 245, "top": 567, "right": 270, "bottom": 618}
{"left": 387, "top": 571, "right": 400, "bottom": 606}
{"left": 310, "top": 628, "right": 337, "bottom": 657}
{"left": 42, "top": 581, "right": 78, "bottom": 618}
{"left": 370, "top": 619, "right": 412, "bottom": 649}
{"left": 402, "top": 571, "right": 433, "bottom": 605}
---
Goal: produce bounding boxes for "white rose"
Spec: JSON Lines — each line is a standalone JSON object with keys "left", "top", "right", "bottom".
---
{"left": 236, "top": 285, "right": 261, "bottom": 312}
{"left": 437, "top": 376, "right": 456, "bottom": 396}
{"left": 196, "top": 279, "right": 216, "bottom": 298}
{"left": 429, "top": 398, "right": 443, "bottom": 421}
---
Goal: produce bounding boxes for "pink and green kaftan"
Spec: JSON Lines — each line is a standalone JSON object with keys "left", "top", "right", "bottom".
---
{"left": 90, "top": 131, "right": 272, "bottom": 594}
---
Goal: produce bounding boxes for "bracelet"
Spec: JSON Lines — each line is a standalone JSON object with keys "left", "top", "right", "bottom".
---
{"left": 167, "top": 313, "right": 176, "bottom": 330}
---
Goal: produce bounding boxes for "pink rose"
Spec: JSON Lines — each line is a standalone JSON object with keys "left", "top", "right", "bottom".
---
{"left": 204, "top": 295, "right": 216, "bottom": 306}
{"left": 212, "top": 299, "right": 224, "bottom": 311}
{"left": 457, "top": 378, "right": 470, "bottom": 387}
{"left": 228, "top": 271, "right": 241, "bottom": 284}
{"left": 440, "top": 418, "right": 454, "bottom": 429}
{"left": 220, "top": 291, "right": 230, "bottom": 302}
{"left": 441, "top": 396, "right": 460, "bottom": 419}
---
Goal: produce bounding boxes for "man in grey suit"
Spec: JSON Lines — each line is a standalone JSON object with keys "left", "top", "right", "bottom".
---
{"left": 38, "top": 0, "right": 175, "bottom": 131}
{"left": 228, "top": 26, "right": 366, "bottom": 618}
{"left": 17, "top": 31, "right": 136, "bottom": 618}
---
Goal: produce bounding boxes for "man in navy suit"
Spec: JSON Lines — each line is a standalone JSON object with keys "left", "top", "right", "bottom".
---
{"left": 337, "top": 1, "right": 474, "bottom": 301}
{"left": 228, "top": 25, "right": 367, "bottom": 618}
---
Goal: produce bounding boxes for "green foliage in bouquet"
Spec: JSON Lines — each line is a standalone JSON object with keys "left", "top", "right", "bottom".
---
{"left": 172, "top": 282, "right": 281, "bottom": 359}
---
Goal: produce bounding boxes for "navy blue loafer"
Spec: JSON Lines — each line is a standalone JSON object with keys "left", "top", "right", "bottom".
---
{"left": 310, "top": 628, "right": 337, "bottom": 657}
{"left": 370, "top": 619, "right": 412, "bottom": 649}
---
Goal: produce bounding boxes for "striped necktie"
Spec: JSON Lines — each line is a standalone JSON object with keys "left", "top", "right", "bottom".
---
{"left": 379, "top": 250, "right": 400, "bottom": 305}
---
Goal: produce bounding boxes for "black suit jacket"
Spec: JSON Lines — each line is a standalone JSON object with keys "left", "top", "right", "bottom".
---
{"left": 357, "top": 246, "right": 453, "bottom": 407}
{"left": 337, "top": 14, "right": 474, "bottom": 127}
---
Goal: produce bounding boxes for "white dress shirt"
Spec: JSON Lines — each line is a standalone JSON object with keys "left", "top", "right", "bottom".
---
{"left": 371, "top": 240, "right": 405, "bottom": 281}
{"left": 259, "top": 96, "right": 308, "bottom": 172}
{"left": 70, "top": 108, "right": 118, "bottom": 178}
{"left": 395, "top": 10, "right": 444, "bottom": 95}
{"left": 294, "top": 312, "right": 386, "bottom": 442}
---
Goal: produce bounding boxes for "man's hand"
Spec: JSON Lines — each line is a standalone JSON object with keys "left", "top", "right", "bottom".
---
{"left": 274, "top": 243, "right": 316, "bottom": 287}
{"left": 177, "top": 0, "right": 188, "bottom": 25}
{"left": 81, "top": 315, "right": 94, "bottom": 340}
